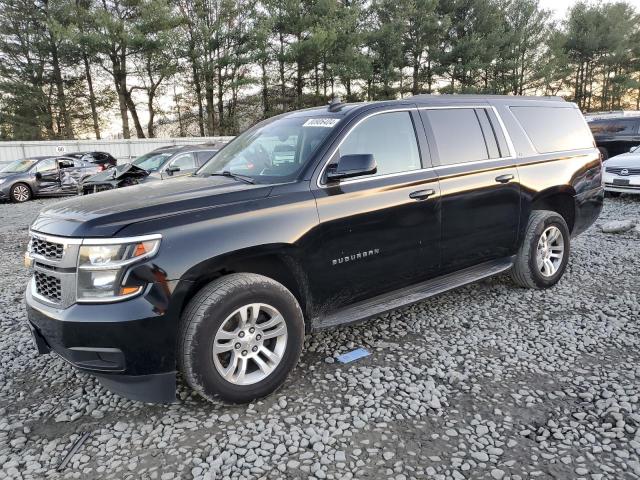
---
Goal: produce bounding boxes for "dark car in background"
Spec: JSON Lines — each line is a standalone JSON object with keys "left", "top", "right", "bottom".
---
{"left": 65, "top": 151, "right": 118, "bottom": 170}
{"left": 80, "top": 144, "right": 222, "bottom": 194}
{"left": 588, "top": 116, "right": 640, "bottom": 159}
{"left": 0, "top": 156, "right": 101, "bottom": 202}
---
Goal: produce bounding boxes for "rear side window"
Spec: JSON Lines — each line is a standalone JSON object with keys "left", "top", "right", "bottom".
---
{"left": 423, "top": 108, "right": 489, "bottom": 165}
{"left": 338, "top": 111, "right": 421, "bottom": 176}
{"left": 511, "top": 106, "right": 593, "bottom": 153}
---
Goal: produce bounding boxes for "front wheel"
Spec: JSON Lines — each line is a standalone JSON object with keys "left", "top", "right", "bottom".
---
{"left": 10, "top": 183, "right": 32, "bottom": 203}
{"left": 511, "top": 210, "right": 571, "bottom": 289}
{"left": 179, "top": 273, "right": 304, "bottom": 403}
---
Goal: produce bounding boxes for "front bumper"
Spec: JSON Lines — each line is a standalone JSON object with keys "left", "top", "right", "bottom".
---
{"left": 603, "top": 171, "right": 640, "bottom": 194}
{"left": 25, "top": 282, "right": 178, "bottom": 403}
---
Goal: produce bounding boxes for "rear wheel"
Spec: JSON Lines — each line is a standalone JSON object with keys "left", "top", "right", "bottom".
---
{"left": 179, "top": 273, "right": 304, "bottom": 403}
{"left": 10, "top": 183, "right": 32, "bottom": 203}
{"left": 511, "top": 210, "right": 570, "bottom": 289}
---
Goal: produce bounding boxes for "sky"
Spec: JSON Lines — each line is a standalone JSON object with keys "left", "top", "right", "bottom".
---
{"left": 540, "top": 0, "right": 640, "bottom": 19}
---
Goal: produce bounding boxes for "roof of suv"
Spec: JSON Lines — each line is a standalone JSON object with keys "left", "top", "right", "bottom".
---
{"left": 279, "top": 94, "right": 570, "bottom": 121}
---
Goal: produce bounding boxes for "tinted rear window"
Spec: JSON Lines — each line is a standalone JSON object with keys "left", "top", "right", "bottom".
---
{"left": 423, "top": 108, "right": 489, "bottom": 165}
{"left": 510, "top": 106, "right": 593, "bottom": 153}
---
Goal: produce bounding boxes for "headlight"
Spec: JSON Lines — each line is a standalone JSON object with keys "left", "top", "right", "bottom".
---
{"left": 76, "top": 235, "right": 161, "bottom": 302}
{"left": 0, "top": 178, "right": 7, "bottom": 185}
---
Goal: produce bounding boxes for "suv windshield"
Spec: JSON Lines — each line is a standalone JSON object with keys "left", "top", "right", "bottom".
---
{"left": 198, "top": 116, "right": 340, "bottom": 183}
{"left": 0, "top": 158, "right": 39, "bottom": 173}
{"left": 132, "top": 151, "right": 174, "bottom": 172}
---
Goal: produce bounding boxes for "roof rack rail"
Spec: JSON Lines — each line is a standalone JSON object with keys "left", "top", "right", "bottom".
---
{"left": 408, "top": 93, "right": 565, "bottom": 102}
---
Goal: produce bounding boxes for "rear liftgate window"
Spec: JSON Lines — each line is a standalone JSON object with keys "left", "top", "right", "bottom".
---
{"left": 510, "top": 106, "right": 594, "bottom": 153}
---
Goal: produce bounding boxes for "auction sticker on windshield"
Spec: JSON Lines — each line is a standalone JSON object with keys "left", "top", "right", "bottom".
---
{"left": 303, "top": 118, "right": 340, "bottom": 128}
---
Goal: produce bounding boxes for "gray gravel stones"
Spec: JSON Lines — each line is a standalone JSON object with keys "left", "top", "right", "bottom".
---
{"left": 1, "top": 196, "right": 640, "bottom": 479}
{"left": 600, "top": 219, "right": 637, "bottom": 233}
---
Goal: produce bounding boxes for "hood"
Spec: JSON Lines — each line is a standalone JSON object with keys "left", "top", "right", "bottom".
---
{"left": 31, "top": 175, "right": 272, "bottom": 237}
{"left": 83, "top": 163, "right": 149, "bottom": 184}
{"left": 604, "top": 152, "right": 640, "bottom": 168}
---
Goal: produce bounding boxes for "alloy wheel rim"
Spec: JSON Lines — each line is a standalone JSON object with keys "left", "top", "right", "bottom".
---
{"left": 13, "top": 185, "right": 29, "bottom": 202}
{"left": 536, "top": 226, "right": 564, "bottom": 277}
{"left": 212, "top": 303, "right": 287, "bottom": 386}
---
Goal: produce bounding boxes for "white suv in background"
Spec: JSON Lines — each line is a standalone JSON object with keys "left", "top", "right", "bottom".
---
{"left": 603, "top": 146, "right": 640, "bottom": 196}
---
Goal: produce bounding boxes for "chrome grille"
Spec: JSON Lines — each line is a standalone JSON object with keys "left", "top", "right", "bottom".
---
{"left": 605, "top": 167, "right": 640, "bottom": 176}
{"left": 31, "top": 237, "right": 64, "bottom": 260}
{"left": 34, "top": 271, "right": 62, "bottom": 303}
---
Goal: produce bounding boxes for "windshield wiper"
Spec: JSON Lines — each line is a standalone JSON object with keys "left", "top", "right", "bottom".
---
{"left": 205, "top": 171, "right": 255, "bottom": 184}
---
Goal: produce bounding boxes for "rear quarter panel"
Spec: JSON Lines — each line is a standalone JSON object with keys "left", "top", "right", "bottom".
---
{"left": 494, "top": 102, "right": 603, "bottom": 238}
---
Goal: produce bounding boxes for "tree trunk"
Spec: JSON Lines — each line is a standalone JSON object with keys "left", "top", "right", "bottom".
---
{"left": 217, "top": 64, "right": 224, "bottom": 134}
{"left": 111, "top": 52, "right": 130, "bottom": 139}
{"left": 261, "top": 62, "right": 270, "bottom": 116}
{"left": 412, "top": 52, "right": 420, "bottom": 95}
{"left": 83, "top": 54, "right": 101, "bottom": 139}
{"left": 187, "top": 31, "right": 205, "bottom": 136}
{"left": 147, "top": 85, "right": 156, "bottom": 137}
{"left": 49, "top": 38, "right": 74, "bottom": 139}
{"left": 204, "top": 71, "right": 215, "bottom": 136}
{"left": 174, "top": 87, "right": 185, "bottom": 137}
{"left": 278, "top": 31, "right": 286, "bottom": 111}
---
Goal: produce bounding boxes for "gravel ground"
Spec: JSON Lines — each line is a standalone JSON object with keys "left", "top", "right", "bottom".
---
{"left": 1, "top": 196, "right": 639, "bottom": 480}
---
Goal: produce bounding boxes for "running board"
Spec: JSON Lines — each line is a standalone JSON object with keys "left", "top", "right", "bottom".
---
{"left": 312, "top": 257, "right": 514, "bottom": 330}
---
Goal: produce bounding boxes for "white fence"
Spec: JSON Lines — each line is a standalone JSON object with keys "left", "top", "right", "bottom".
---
{"left": 0, "top": 137, "right": 234, "bottom": 164}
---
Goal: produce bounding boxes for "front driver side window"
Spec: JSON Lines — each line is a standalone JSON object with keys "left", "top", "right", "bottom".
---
{"left": 169, "top": 153, "right": 196, "bottom": 170}
{"left": 338, "top": 111, "right": 421, "bottom": 176}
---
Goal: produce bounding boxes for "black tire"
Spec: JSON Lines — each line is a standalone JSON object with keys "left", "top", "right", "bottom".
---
{"left": 606, "top": 191, "right": 622, "bottom": 198}
{"left": 511, "top": 210, "right": 571, "bottom": 289}
{"left": 598, "top": 147, "right": 609, "bottom": 161}
{"left": 179, "top": 273, "right": 304, "bottom": 403}
{"left": 10, "top": 183, "right": 32, "bottom": 203}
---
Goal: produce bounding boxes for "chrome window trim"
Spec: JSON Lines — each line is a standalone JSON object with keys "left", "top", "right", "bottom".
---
{"left": 417, "top": 105, "right": 516, "bottom": 160}
{"left": 316, "top": 105, "right": 519, "bottom": 188}
{"left": 316, "top": 107, "right": 422, "bottom": 188}
{"left": 432, "top": 156, "right": 514, "bottom": 171}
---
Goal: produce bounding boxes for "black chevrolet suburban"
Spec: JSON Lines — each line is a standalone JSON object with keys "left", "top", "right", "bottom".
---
{"left": 24, "top": 95, "right": 603, "bottom": 404}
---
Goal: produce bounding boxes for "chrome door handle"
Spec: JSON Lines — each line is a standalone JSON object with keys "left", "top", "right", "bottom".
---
{"left": 495, "top": 174, "right": 515, "bottom": 183}
{"left": 409, "top": 189, "right": 436, "bottom": 200}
